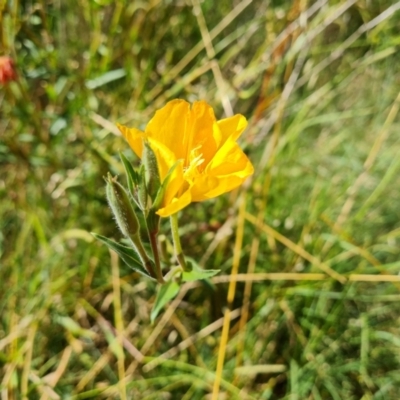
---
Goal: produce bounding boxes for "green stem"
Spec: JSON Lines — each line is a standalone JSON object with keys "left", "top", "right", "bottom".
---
{"left": 129, "top": 235, "right": 158, "bottom": 281}
{"left": 149, "top": 230, "right": 165, "bottom": 284}
{"left": 170, "top": 213, "right": 188, "bottom": 271}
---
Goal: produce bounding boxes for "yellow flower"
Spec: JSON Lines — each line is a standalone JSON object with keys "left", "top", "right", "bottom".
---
{"left": 117, "top": 99, "right": 254, "bottom": 217}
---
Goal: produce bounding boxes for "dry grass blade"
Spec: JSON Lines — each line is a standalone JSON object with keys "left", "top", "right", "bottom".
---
{"left": 245, "top": 212, "right": 346, "bottom": 283}
{"left": 146, "top": 0, "right": 253, "bottom": 103}
{"left": 21, "top": 325, "right": 38, "bottom": 400}
{"left": 337, "top": 91, "right": 400, "bottom": 227}
{"left": 111, "top": 250, "right": 127, "bottom": 400}
{"left": 75, "top": 352, "right": 114, "bottom": 393}
{"left": 28, "top": 373, "right": 60, "bottom": 400}
{"left": 213, "top": 273, "right": 400, "bottom": 283}
{"left": 144, "top": 308, "right": 241, "bottom": 372}
{"left": 0, "top": 316, "right": 33, "bottom": 352}
{"left": 212, "top": 194, "right": 247, "bottom": 399}
{"left": 191, "top": 0, "right": 233, "bottom": 116}
{"left": 40, "top": 347, "right": 72, "bottom": 400}
{"left": 296, "top": 1, "right": 400, "bottom": 89}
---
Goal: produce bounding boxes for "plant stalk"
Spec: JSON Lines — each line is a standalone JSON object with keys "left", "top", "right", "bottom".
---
{"left": 129, "top": 235, "right": 157, "bottom": 280}
{"left": 170, "top": 213, "right": 188, "bottom": 271}
{"left": 148, "top": 230, "right": 165, "bottom": 284}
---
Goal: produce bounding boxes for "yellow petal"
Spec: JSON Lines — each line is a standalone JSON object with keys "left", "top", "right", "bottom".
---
{"left": 147, "top": 138, "right": 178, "bottom": 180}
{"left": 206, "top": 137, "right": 253, "bottom": 177}
{"left": 117, "top": 123, "right": 145, "bottom": 158}
{"left": 189, "top": 101, "right": 221, "bottom": 168}
{"left": 190, "top": 175, "right": 220, "bottom": 202}
{"left": 162, "top": 160, "right": 186, "bottom": 206}
{"left": 217, "top": 114, "right": 247, "bottom": 142}
{"left": 190, "top": 138, "right": 253, "bottom": 201}
{"left": 156, "top": 188, "right": 192, "bottom": 217}
{"left": 146, "top": 99, "right": 191, "bottom": 162}
{"left": 197, "top": 171, "right": 252, "bottom": 200}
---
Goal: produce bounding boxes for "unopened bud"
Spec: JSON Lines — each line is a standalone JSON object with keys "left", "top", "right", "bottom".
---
{"left": 142, "top": 141, "right": 160, "bottom": 200}
{"left": 137, "top": 166, "right": 148, "bottom": 211}
{"left": 106, "top": 174, "right": 139, "bottom": 238}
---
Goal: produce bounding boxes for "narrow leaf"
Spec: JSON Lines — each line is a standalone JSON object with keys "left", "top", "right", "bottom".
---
{"left": 92, "top": 233, "right": 154, "bottom": 279}
{"left": 151, "top": 281, "right": 180, "bottom": 323}
{"left": 182, "top": 269, "right": 220, "bottom": 282}
{"left": 86, "top": 68, "right": 126, "bottom": 89}
{"left": 182, "top": 259, "right": 219, "bottom": 283}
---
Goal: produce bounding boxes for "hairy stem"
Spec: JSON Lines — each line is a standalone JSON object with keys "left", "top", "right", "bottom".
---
{"left": 148, "top": 230, "right": 165, "bottom": 284}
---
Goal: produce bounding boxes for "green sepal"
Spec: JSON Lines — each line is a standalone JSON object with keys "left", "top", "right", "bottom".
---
{"left": 150, "top": 281, "right": 180, "bottom": 323}
{"left": 182, "top": 268, "right": 220, "bottom": 282}
{"left": 91, "top": 233, "right": 155, "bottom": 280}
{"left": 142, "top": 141, "right": 161, "bottom": 199}
{"left": 119, "top": 152, "right": 140, "bottom": 195}
{"left": 182, "top": 260, "right": 220, "bottom": 282}
{"left": 152, "top": 160, "right": 182, "bottom": 211}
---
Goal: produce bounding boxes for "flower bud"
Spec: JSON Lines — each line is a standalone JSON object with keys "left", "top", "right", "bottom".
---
{"left": 137, "top": 165, "right": 148, "bottom": 211}
{"left": 106, "top": 174, "right": 139, "bottom": 239}
{"left": 142, "top": 141, "right": 160, "bottom": 200}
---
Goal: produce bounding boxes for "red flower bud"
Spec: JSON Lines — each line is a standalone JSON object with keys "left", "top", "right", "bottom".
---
{"left": 0, "top": 56, "right": 17, "bottom": 84}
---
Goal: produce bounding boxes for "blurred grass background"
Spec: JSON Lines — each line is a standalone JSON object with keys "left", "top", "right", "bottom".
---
{"left": 1, "top": 0, "right": 400, "bottom": 398}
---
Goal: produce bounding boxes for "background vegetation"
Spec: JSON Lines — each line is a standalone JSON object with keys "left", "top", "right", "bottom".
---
{"left": 2, "top": 0, "right": 400, "bottom": 398}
